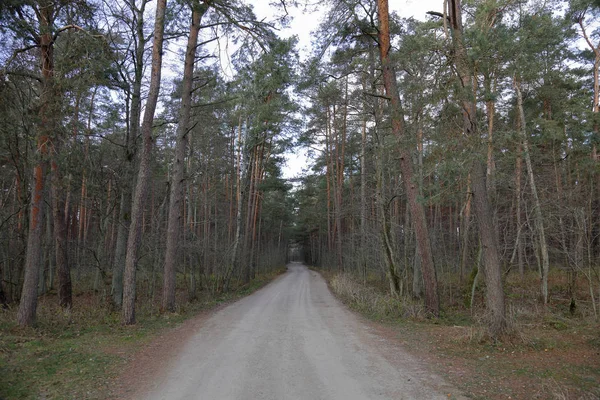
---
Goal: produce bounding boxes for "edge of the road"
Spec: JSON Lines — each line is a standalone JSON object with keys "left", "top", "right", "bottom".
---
{"left": 110, "top": 266, "right": 291, "bottom": 400}
{"left": 309, "top": 266, "right": 468, "bottom": 400}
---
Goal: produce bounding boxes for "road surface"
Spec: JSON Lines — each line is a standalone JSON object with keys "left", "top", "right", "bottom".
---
{"left": 142, "top": 263, "right": 463, "bottom": 400}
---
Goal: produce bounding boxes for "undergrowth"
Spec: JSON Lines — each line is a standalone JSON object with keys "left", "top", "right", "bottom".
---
{"left": 330, "top": 273, "right": 420, "bottom": 320}
{"left": 325, "top": 269, "right": 600, "bottom": 400}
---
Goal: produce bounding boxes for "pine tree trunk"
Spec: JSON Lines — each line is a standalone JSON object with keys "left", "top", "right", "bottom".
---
{"left": 112, "top": 0, "right": 146, "bottom": 308}
{"left": 459, "top": 175, "right": 472, "bottom": 283}
{"left": 162, "top": 1, "right": 206, "bottom": 312}
{"left": 360, "top": 71, "right": 368, "bottom": 283}
{"left": 17, "top": 7, "right": 54, "bottom": 327}
{"left": 377, "top": 0, "right": 439, "bottom": 316}
{"left": 51, "top": 161, "right": 72, "bottom": 309}
{"left": 447, "top": 0, "right": 506, "bottom": 336}
{"left": 514, "top": 144, "right": 524, "bottom": 277}
{"left": 122, "top": 0, "right": 168, "bottom": 325}
{"left": 228, "top": 117, "right": 244, "bottom": 291}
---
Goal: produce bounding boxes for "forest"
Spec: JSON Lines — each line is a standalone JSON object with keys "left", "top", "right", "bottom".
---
{"left": 1, "top": 0, "right": 600, "bottom": 385}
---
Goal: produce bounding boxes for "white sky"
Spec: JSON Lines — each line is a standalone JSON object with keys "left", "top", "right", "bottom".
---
{"left": 250, "top": 0, "right": 442, "bottom": 179}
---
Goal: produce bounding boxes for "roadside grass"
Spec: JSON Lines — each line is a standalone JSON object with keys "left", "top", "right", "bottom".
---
{"left": 0, "top": 268, "right": 285, "bottom": 400}
{"left": 325, "top": 270, "right": 600, "bottom": 400}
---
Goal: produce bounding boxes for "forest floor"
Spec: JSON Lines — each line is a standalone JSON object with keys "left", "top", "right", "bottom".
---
{"left": 325, "top": 270, "right": 600, "bottom": 400}
{"left": 0, "top": 269, "right": 285, "bottom": 400}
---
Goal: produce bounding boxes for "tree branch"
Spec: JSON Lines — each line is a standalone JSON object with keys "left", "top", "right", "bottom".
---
{"left": 362, "top": 91, "right": 391, "bottom": 101}
{"left": 52, "top": 24, "right": 105, "bottom": 42}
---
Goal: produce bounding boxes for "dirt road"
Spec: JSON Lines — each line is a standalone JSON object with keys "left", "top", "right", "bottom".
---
{"left": 142, "top": 263, "right": 463, "bottom": 400}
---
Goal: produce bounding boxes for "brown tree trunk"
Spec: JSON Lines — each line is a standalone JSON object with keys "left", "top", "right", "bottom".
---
{"left": 162, "top": 0, "right": 208, "bottom": 312}
{"left": 447, "top": 0, "right": 506, "bottom": 335}
{"left": 51, "top": 160, "right": 72, "bottom": 309}
{"left": 377, "top": 0, "right": 439, "bottom": 316}
{"left": 17, "top": 4, "right": 55, "bottom": 326}
{"left": 122, "top": 0, "right": 168, "bottom": 325}
{"left": 459, "top": 174, "right": 472, "bottom": 284}
{"left": 485, "top": 75, "right": 496, "bottom": 192}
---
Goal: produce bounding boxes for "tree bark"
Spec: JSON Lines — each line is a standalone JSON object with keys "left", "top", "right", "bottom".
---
{"left": 360, "top": 68, "right": 368, "bottom": 283}
{"left": 447, "top": 0, "right": 506, "bottom": 335}
{"left": 162, "top": 0, "right": 208, "bottom": 313}
{"left": 51, "top": 160, "right": 72, "bottom": 309}
{"left": 377, "top": 0, "right": 439, "bottom": 316}
{"left": 112, "top": 0, "right": 147, "bottom": 309}
{"left": 122, "top": 0, "right": 168, "bottom": 325}
{"left": 17, "top": 3, "right": 55, "bottom": 326}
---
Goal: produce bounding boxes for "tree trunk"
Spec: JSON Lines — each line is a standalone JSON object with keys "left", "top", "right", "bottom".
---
{"left": 162, "top": 0, "right": 207, "bottom": 312}
{"left": 360, "top": 71, "right": 368, "bottom": 283}
{"left": 51, "top": 160, "right": 72, "bottom": 309}
{"left": 459, "top": 174, "right": 472, "bottom": 283}
{"left": 227, "top": 117, "right": 245, "bottom": 291}
{"left": 112, "top": 0, "right": 147, "bottom": 308}
{"left": 122, "top": 0, "right": 168, "bottom": 325}
{"left": 17, "top": 6, "right": 55, "bottom": 326}
{"left": 377, "top": 0, "right": 439, "bottom": 316}
{"left": 447, "top": 0, "right": 506, "bottom": 335}
{"left": 514, "top": 77, "right": 550, "bottom": 304}
{"left": 514, "top": 143, "right": 524, "bottom": 277}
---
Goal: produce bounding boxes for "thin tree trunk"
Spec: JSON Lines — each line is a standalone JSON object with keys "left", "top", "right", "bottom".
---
{"left": 413, "top": 125, "right": 425, "bottom": 297}
{"left": 459, "top": 174, "right": 472, "bottom": 284}
{"left": 51, "top": 160, "right": 72, "bottom": 309}
{"left": 228, "top": 117, "right": 244, "bottom": 291}
{"left": 514, "top": 77, "right": 550, "bottom": 304}
{"left": 376, "top": 150, "right": 400, "bottom": 295}
{"left": 360, "top": 70, "right": 368, "bottom": 283}
{"left": 122, "top": 0, "right": 168, "bottom": 325}
{"left": 515, "top": 143, "right": 524, "bottom": 277}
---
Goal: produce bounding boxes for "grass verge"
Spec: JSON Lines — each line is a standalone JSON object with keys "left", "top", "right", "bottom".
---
{"left": 0, "top": 268, "right": 285, "bottom": 400}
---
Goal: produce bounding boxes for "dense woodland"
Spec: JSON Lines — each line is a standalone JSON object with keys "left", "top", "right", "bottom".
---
{"left": 1, "top": 0, "right": 600, "bottom": 337}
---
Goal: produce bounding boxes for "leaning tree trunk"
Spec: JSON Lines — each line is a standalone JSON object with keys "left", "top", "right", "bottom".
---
{"left": 377, "top": 0, "right": 439, "bottom": 316}
{"left": 122, "top": 0, "right": 168, "bottom": 325}
{"left": 162, "top": 0, "right": 208, "bottom": 313}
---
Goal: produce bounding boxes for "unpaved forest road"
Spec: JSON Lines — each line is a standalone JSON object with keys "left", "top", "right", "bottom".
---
{"left": 142, "top": 263, "right": 464, "bottom": 400}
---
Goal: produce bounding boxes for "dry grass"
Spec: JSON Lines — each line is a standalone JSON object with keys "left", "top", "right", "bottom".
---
{"left": 324, "top": 269, "right": 600, "bottom": 400}
{"left": 330, "top": 273, "right": 428, "bottom": 320}
{"left": 330, "top": 273, "right": 404, "bottom": 319}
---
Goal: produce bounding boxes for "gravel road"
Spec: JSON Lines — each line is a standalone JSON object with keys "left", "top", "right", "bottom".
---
{"left": 142, "top": 262, "right": 463, "bottom": 400}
